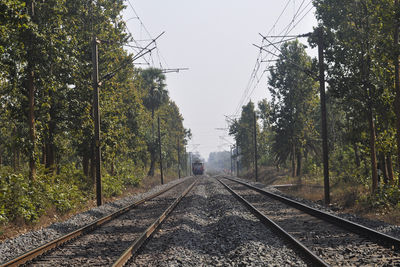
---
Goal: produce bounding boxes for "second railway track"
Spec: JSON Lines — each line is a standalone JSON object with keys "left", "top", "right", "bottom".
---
{"left": 219, "top": 176, "right": 400, "bottom": 266}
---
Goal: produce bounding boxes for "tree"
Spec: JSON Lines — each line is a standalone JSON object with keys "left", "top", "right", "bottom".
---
{"left": 268, "top": 40, "right": 319, "bottom": 177}
{"left": 314, "top": 0, "right": 397, "bottom": 191}
{"left": 257, "top": 99, "right": 274, "bottom": 166}
{"left": 229, "top": 101, "right": 259, "bottom": 171}
{"left": 137, "top": 68, "right": 169, "bottom": 176}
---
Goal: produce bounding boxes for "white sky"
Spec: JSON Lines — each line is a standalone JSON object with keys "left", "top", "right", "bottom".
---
{"left": 123, "top": 0, "right": 317, "bottom": 159}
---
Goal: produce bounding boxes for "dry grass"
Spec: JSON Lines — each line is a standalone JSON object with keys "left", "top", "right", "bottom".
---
{"left": 0, "top": 174, "right": 180, "bottom": 241}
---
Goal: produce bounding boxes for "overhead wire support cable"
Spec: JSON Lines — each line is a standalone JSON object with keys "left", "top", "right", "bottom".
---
{"left": 234, "top": 0, "right": 314, "bottom": 118}
{"left": 262, "top": 36, "right": 302, "bottom": 47}
{"left": 126, "top": 0, "right": 169, "bottom": 69}
{"left": 260, "top": 33, "right": 312, "bottom": 38}
{"left": 253, "top": 43, "right": 316, "bottom": 79}
{"left": 161, "top": 68, "right": 189, "bottom": 74}
{"left": 100, "top": 33, "right": 164, "bottom": 83}
{"left": 133, "top": 31, "right": 165, "bottom": 58}
{"left": 100, "top": 47, "right": 156, "bottom": 83}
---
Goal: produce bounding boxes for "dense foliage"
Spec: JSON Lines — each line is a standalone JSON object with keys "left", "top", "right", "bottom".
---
{"left": 0, "top": 0, "right": 189, "bottom": 223}
{"left": 230, "top": 1, "right": 400, "bottom": 209}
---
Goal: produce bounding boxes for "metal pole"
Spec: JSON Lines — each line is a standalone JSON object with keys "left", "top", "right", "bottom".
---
{"left": 230, "top": 146, "right": 233, "bottom": 175}
{"left": 189, "top": 152, "right": 192, "bottom": 176}
{"left": 92, "top": 36, "right": 102, "bottom": 206}
{"left": 318, "top": 27, "right": 330, "bottom": 205}
{"left": 158, "top": 116, "right": 164, "bottom": 184}
{"left": 177, "top": 137, "right": 181, "bottom": 179}
{"left": 236, "top": 139, "right": 239, "bottom": 177}
{"left": 394, "top": 0, "right": 400, "bottom": 186}
{"left": 253, "top": 111, "right": 258, "bottom": 182}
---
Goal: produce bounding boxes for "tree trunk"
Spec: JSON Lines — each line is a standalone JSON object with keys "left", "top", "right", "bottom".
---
{"left": 42, "top": 144, "right": 46, "bottom": 165}
{"left": 12, "top": 138, "right": 17, "bottom": 172}
{"left": 148, "top": 149, "right": 156, "bottom": 177}
{"left": 296, "top": 151, "right": 302, "bottom": 177}
{"left": 368, "top": 107, "right": 378, "bottom": 192}
{"left": 291, "top": 142, "right": 296, "bottom": 177}
{"left": 16, "top": 149, "right": 20, "bottom": 170}
{"left": 110, "top": 158, "right": 115, "bottom": 176}
{"left": 45, "top": 143, "right": 55, "bottom": 170}
{"left": 354, "top": 142, "right": 361, "bottom": 167}
{"left": 151, "top": 108, "right": 155, "bottom": 136}
{"left": 387, "top": 154, "right": 394, "bottom": 184}
{"left": 90, "top": 142, "right": 96, "bottom": 184}
{"left": 45, "top": 98, "right": 56, "bottom": 170}
{"left": 394, "top": 0, "right": 400, "bottom": 188}
{"left": 26, "top": 0, "right": 36, "bottom": 181}
{"left": 28, "top": 68, "right": 36, "bottom": 180}
{"left": 379, "top": 153, "right": 388, "bottom": 184}
{"left": 362, "top": 154, "right": 369, "bottom": 178}
{"left": 83, "top": 154, "right": 89, "bottom": 177}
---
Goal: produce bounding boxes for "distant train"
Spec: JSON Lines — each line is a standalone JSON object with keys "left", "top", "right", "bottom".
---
{"left": 192, "top": 162, "right": 205, "bottom": 175}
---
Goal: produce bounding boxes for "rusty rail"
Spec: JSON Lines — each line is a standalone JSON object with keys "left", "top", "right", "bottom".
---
{"left": 222, "top": 176, "right": 400, "bottom": 250}
{"left": 217, "top": 178, "right": 329, "bottom": 267}
{"left": 112, "top": 180, "right": 197, "bottom": 267}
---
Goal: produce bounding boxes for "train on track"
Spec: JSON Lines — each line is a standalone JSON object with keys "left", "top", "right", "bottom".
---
{"left": 192, "top": 161, "right": 204, "bottom": 175}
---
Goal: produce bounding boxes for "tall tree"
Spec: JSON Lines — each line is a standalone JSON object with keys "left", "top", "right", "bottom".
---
{"left": 314, "top": 0, "right": 396, "bottom": 191}
{"left": 137, "top": 68, "right": 169, "bottom": 176}
{"left": 229, "top": 101, "right": 259, "bottom": 171}
{"left": 268, "top": 40, "right": 318, "bottom": 177}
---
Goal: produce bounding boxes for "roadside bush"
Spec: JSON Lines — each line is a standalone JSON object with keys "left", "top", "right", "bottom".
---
{"left": 102, "top": 173, "right": 124, "bottom": 198}
{"left": 0, "top": 160, "right": 146, "bottom": 225}
{"left": 118, "top": 160, "right": 144, "bottom": 186}
{"left": 0, "top": 164, "right": 89, "bottom": 223}
{"left": 0, "top": 171, "right": 44, "bottom": 222}
{"left": 358, "top": 185, "right": 400, "bottom": 211}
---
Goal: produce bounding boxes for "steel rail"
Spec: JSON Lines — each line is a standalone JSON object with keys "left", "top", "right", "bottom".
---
{"left": 1, "top": 179, "right": 188, "bottom": 267}
{"left": 112, "top": 180, "right": 198, "bottom": 267}
{"left": 217, "top": 178, "right": 329, "bottom": 267}
{"left": 222, "top": 176, "right": 400, "bottom": 250}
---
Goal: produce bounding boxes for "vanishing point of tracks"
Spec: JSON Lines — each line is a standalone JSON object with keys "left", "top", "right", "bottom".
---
{"left": 217, "top": 176, "right": 400, "bottom": 266}
{"left": 1, "top": 178, "right": 197, "bottom": 267}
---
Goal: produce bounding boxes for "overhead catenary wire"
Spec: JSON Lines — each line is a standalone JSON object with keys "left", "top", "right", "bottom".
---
{"left": 233, "top": 0, "right": 315, "bottom": 117}
{"left": 233, "top": 0, "right": 294, "bottom": 116}
{"left": 253, "top": 43, "right": 315, "bottom": 79}
{"left": 100, "top": 31, "right": 165, "bottom": 83}
{"left": 125, "top": 0, "right": 169, "bottom": 69}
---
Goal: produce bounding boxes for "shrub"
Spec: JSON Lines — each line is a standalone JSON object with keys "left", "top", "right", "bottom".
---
{"left": 0, "top": 164, "right": 89, "bottom": 223}
{"left": 102, "top": 173, "right": 124, "bottom": 197}
{"left": 358, "top": 185, "right": 400, "bottom": 211}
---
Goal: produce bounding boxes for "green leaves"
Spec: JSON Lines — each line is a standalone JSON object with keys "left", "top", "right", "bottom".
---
{"left": 0, "top": 0, "right": 188, "bottom": 224}
{"left": 268, "top": 40, "right": 318, "bottom": 168}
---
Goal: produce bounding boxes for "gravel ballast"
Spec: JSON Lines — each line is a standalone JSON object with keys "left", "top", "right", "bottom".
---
{"left": 0, "top": 177, "right": 189, "bottom": 264}
{"left": 222, "top": 177, "right": 400, "bottom": 266}
{"left": 2, "top": 175, "right": 400, "bottom": 266}
{"left": 129, "top": 177, "right": 308, "bottom": 266}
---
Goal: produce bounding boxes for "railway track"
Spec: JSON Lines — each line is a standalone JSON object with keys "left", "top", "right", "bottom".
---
{"left": 1, "top": 178, "right": 197, "bottom": 267}
{"left": 218, "top": 176, "right": 400, "bottom": 266}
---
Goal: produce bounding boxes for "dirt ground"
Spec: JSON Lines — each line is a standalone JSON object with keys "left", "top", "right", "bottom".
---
{"left": 240, "top": 166, "right": 400, "bottom": 226}
{"left": 0, "top": 174, "right": 180, "bottom": 242}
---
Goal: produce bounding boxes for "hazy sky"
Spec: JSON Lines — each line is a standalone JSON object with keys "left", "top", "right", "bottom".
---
{"left": 123, "top": 0, "right": 317, "bottom": 160}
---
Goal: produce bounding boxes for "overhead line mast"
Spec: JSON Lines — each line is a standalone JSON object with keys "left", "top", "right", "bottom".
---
{"left": 255, "top": 29, "right": 330, "bottom": 204}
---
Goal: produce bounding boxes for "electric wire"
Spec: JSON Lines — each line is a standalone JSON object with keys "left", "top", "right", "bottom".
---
{"left": 125, "top": 0, "right": 169, "bottom": 69}
{"left": 232, "top": 0, "right": 294, "bottom": 116}
{"left": 233, "top": 0, "right": 315, "bottom": 117}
